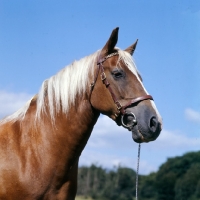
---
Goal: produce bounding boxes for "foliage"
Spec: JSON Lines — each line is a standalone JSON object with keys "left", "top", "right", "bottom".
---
{"left": 139, "top": 172, "right": 157, "bottom": 199}
{"left": 78, "top": 164, "right": 136, "bottom": 200}
{"left": 175, "top": 163, "right": 200, "bottom": 200}
{"left": 155, "top": 151, "right": 200, "bottom": 200}
{"left": 77, "top": 151, "right": 200, "bottom": 200}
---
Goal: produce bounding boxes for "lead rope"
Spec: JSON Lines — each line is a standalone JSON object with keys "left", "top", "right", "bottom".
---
{"left": 136, "top": 143, "right": 141, "bottom": 200}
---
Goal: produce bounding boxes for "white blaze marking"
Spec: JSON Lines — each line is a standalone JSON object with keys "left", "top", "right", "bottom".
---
{"left": 120, "top": 51, "right": 163, "bottom": 126}
{"left": 134, "top": 71, "right": 162, "bottom": 125}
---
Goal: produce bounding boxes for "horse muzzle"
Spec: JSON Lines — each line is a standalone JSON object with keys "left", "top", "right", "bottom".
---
{"left": 120, "top": 107, "right": 162, "bottom": 143}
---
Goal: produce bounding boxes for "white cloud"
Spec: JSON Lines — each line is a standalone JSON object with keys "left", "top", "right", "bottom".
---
{"left": 0, "top": 90, "right": 32, "bottom": 119}
{"left": 145, "top": 129, "right": 200, "bottom": 150}
{"left": 79, "top": 115, "right": 200, "bottom": 175}
{"left": 86, "top": 115, "right": 133, "bottom": 149}
{"left": 185, "top": 108, "right": 200, "bottom": 124}
{"left": 79, "top": 148, "right": 156, "bottom": 174}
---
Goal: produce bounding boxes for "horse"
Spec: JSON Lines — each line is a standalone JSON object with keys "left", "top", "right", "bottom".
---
{"left": 0, "top": 27, "right": 162, "bottom": 199}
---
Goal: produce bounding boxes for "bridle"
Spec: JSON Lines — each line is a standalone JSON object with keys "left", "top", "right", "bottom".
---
{"left": 90, "top": 51, "right": 150, "bottom": 199}
{"left": 90, "top": 51, "right": 153, "bottom": 129}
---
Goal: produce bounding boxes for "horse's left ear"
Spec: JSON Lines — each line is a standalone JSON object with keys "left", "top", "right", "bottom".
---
{"left": 124, "top": 39, "right": 138, "bottom": 55}
{"left": 100, "top": 27, "right": 119, "bottom": 57}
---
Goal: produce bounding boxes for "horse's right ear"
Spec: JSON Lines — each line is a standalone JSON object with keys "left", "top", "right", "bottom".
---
{"left": 100, "top": 27, "right": 119, "bottom": 58}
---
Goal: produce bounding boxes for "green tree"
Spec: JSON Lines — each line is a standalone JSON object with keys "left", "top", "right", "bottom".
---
{"left": 77, "top": 151, "right": 200, "bottom": 200}
{"left": 77, "top": 164, "right": 106, "bottom": 198}
{"left": 101, "top": 167, "right": 136, "bottom": 200}
{"left": 194, "top": 180, "right": 200, "bottom": 199}
{"left": 155, "top": 151, "right": 200, "bottom": 200}
{"left": 139, "top": 172, "right": 157, "bottom": 200}
{"left": 175, "top": 163, "right": 200, "bottom": 200}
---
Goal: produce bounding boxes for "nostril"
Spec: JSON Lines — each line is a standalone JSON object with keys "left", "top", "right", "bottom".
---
{"left": 150, "top": 117, "right": 156, "bottom": 127}
{"left": 149, "top": 116, "right": 158, "bottom": 132}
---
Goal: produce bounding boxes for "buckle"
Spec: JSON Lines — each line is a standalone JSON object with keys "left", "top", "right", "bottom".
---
{"left": 101, "top": 72, "right": 106, "bottom": 81}
{"left": 115, "top": 101, "right": 122, "bottom": 110}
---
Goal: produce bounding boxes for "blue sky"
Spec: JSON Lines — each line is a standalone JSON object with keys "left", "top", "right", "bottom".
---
{"left": 0, "top": 0, "right": 200, "bottom": 174}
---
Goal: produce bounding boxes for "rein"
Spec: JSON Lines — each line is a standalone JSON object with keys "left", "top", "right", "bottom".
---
{"left": 90, "top": 52, "right": 154, "bottom": 128}
{"left": 136, "top": 143, "right": 141, "bottom": 200}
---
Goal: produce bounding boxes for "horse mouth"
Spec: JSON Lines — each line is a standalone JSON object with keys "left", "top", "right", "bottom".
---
{"left": 131, "top": 123, "right": 161, "bottom": 143}
{"left": 131, "top": 126, "right": 154, "bottom": 143}
{"left": 131, "top": 127, "right": 146, "bottom": 143}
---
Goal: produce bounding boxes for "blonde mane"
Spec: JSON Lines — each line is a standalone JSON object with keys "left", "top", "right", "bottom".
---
{"left": 0, "top": 49, "right": 138, "bottom": 124}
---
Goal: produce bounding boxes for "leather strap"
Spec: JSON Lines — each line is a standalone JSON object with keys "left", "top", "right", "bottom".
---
{"left": 90, "top": 52, "right": 154, "bottom": 117}
{"left": 120, "top": 95, "right": 153, "bottom": 115}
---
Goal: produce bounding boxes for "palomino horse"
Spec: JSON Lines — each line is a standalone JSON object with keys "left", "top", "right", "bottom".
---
{"left": 0, "top": 27, "right": 162, "bottom": 199}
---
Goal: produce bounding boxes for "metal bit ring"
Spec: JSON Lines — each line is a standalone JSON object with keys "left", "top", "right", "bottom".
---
{"left": 121, "top": 112, "right": 137, "bottom": 128}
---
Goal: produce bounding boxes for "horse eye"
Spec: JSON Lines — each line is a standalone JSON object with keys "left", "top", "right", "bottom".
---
{"left": 112, "top": 70, "right": 124, "bottom": 79}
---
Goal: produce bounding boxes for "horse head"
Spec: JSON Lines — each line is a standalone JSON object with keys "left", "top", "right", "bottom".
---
{"left": 90, "top": 27, "right": 162, "bottom": 143}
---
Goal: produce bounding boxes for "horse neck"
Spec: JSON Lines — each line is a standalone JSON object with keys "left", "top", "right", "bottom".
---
{"left": 28, "top": 96, "right": 100, "bottom": 165}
